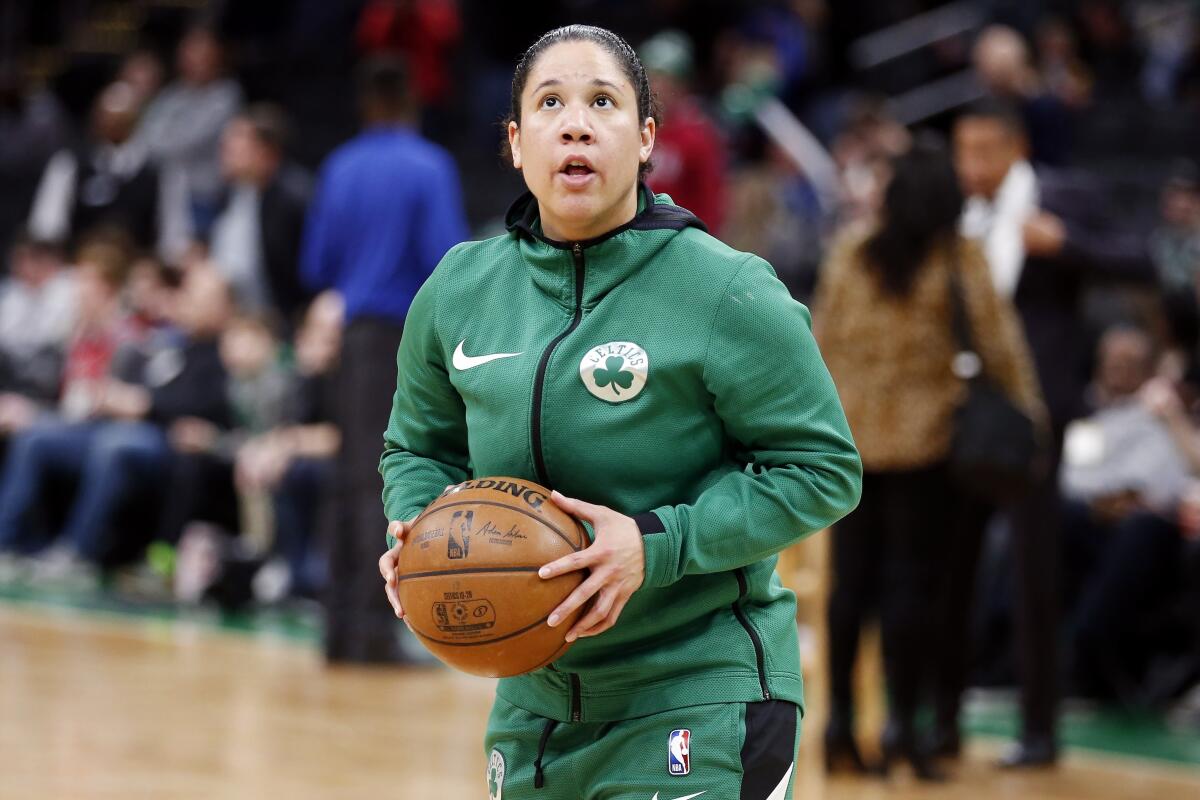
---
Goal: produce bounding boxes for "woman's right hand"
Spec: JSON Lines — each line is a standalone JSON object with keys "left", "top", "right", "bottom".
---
{"left": 379, "top": 519, "right": 414, "bottom": 618}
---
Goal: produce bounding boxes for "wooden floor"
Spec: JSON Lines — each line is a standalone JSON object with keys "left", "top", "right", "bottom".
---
{"left": 2, "top": 607, "right": 1198, "bottom": 799}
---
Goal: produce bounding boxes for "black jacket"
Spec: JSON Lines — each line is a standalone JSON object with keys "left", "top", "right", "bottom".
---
{"left": 210, "top": 164, "right": 312, "bottom": 322}
{"left": 1017, "top": 169, "right": 1154, "bottom": 429}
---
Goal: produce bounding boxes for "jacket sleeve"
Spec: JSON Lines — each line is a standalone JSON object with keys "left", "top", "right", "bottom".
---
{"left": 378, "top": 266, "right": 470, "bottom": 547}
{"left": 959, "top": 239, "right": 1049, "bottom": 430}
{"left": 638, "top": 256, "right": 863, "bottom": 588}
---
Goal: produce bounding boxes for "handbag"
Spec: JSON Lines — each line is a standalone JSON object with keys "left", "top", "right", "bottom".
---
{"left": 946, "top": 249, "right": 1040, "bottom": 503}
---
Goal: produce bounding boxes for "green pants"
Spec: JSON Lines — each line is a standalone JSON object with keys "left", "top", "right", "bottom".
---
{"left": 484, "top": 696, "right": 800, "bottom": 800}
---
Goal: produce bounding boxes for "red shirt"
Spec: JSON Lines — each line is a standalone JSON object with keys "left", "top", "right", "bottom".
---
{"left": 647, "top": 98, "right": 728, "bottom": 236}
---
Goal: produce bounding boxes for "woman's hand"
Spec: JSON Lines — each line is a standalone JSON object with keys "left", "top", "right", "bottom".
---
{"left": 539, "top": 490, "right": 645, "bottom": 643}
{"left": 379, "top": 519, "right": 414, "bottom": 619}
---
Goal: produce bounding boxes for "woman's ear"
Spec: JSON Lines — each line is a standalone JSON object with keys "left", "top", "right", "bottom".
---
{"left": 508, "top": 120, "right": 522, "bottom": 170}
{"left": 639, "top": 117, "right": 656, "bottom": 166}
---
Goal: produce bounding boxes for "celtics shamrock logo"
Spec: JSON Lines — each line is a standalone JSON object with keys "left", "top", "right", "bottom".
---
{"left": 487, "top": 748, "right": 505, "bottom": 800}
{"left": 580, "top": 342, "right": 649, "bottom": 403}
{"left": 594, "top": 356, "right": 635, "bottom": 395}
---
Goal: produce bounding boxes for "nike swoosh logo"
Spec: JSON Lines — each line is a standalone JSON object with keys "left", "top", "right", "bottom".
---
{"left": 452, "top": 340, "right": 523, "bottom": 371}
{"left": 650, "top": 793, "right": 705, "bottom": 800}
{"left": 765, "top": 762, "right": 793, "bottom": 800}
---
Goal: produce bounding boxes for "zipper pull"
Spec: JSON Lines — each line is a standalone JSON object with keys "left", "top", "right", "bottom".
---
{"left": 572, "top": 243, "right": 582, "bottom": 258}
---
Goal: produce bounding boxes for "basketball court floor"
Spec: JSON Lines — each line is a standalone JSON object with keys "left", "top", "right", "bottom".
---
{"left": 3, "top": 604, "right": 1199, "bottom": 799}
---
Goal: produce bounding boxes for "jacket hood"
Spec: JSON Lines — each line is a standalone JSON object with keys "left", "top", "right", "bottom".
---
{"left": 503, "top": 183, "right": 708, "bottom": 309}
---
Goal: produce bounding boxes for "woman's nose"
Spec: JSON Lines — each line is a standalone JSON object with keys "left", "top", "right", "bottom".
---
{"left": 560, "top": 107, "right": 594, "bottom": 143}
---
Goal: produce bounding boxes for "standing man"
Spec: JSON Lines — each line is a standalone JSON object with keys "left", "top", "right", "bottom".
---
{"left": 302, "top": 58, "right": 468, "bottom": 664}
{"left": 951, "top": 99, "right": 1152, "bottom": 767}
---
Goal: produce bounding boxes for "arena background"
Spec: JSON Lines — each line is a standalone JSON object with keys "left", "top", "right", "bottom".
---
{"left": 1, "top": 0, "right": 1199, "bottom": 797}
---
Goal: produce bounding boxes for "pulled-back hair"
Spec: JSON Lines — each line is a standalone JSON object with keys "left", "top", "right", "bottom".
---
{"left": 505, "top": 25, "right": 658, "bottom": 177}
{"left": 862, "top": 138, "right": 964, "bottom": 296}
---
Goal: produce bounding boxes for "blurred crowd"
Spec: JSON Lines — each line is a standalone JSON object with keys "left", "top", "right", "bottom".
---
{"left": 1, "top": 0, "right": 1199, "bottom": 774}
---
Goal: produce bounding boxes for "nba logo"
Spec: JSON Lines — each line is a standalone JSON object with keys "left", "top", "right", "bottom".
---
{"left": 668, "top": 729, "right": 690, "bottom": 775}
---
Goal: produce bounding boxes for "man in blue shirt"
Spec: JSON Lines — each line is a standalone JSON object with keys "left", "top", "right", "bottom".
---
{"left": 302, "top": 58, "right": 468, "bottom": 664}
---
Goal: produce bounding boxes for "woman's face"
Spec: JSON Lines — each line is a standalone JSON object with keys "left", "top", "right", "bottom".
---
{"left": 508, "top": 40, "right": 655, "bottom": 242}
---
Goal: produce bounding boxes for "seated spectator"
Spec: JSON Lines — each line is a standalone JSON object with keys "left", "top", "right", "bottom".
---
{"left": 242, "top": 291, "right": 343, "bottom": 600}
{"left": 0, "top": 238, "right": 134, "bottom": 437}
{"left": 205, "top": 104, "right": 312, "bottom": 321}
{"left": 1060, "top": 326, "right": 1200, "bottom": 703}
{"left": 138, "top": 25, "right": 242, "bottom": 240}
{"left": 0, "top": 266, "right": 233, "bottom": 583}
{"left": 0, "top": 234, "right": 75, "bottom": 411}
{"left": 156, "top": 312, "right": 292, "bottom": 549}
{"left": 1150, "top": 161, "right": 1200, "bottom": 349}
{"left": 167, "top": 292, "right": 342, "bottom": 604}
{"left": 27, "top": 82, "right": 173, "bottom": 256}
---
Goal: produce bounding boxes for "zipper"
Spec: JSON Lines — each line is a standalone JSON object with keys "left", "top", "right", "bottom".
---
{"left": 733, "top": 568, "right": 771, "bottom": 700}
{"left": 530, "top": 242, "right": 586, "bottom": 486}
{"left": 569, "top": 672, "right": 582, "bottom": 721}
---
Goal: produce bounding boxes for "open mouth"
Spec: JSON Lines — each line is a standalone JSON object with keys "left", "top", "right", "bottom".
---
{"left": 562, "top": 162, "right": 594, "bottom": 176}
{"left": 559, "top": 157, "right": 596, "bottom": 179}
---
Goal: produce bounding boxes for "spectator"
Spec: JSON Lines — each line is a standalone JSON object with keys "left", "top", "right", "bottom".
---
{"left": 0, "top": 234, "right": 75, "bottom": 407}
{"left": 138, "top": 26, "right": 243, "bottom": 241}
{"left": 240, "top": 291, "right": 345, "bottom": 600}
{"left": 640, "top": 30, "right": 728, "bottom": 234}
{"left": 301, "top": 57, "right": 468, "bottom": 664}
{"left": 814, "top": 140, "right": 1044, "bottom": 781}
{"left": 154, "top": 311, "right": 292, "bottom": 550}
{"left": 1034, "top": 16, "right": 1094, "bottom": 110}
{"left": 0, "top": 238, "right": 129, "bottom": 440}
{"left": 722, "top": 141, "right": 825, "bottom": 299}
{"left": 954, "top": 98, "right": 1154, "bottom": 768}
{"left": 1060, "top": 327, "right": 1199, "bottom": 703}
{"left": 207, "top": 104, "right": 312, "bottom": 321}
{"left": 1151, "top": 161, "right": 1200, "bottom": 349}
{"left": 0, "top": 266, "right": 232, "bottom": 583}
{"left": 116, "top": 48, "right": 167, "bottom": 108}
{"left": 355, "top": 0, "right": 462, "bottom": 137}
{"left": 973, "top": 25, "right": 1073, "bottom": 166}
{"left": 0, "top": 69, "right": 71, "bottom": 261}
{"left": 27, "top": 82, "right": 168, "bottom": 254}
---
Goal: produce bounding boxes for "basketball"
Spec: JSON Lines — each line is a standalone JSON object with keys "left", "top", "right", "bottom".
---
{"left": 396, "top": 477, "right": 589, "bottom": 677}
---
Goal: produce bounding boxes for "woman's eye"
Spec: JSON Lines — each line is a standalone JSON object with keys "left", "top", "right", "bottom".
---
{"left": 541, "top": 96, "right": 560, "bottom": 109}
{"left": 595, "top": 96, "right": 612, "bottom": 108}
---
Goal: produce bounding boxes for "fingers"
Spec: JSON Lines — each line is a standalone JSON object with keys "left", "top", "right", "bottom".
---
{"left": 549, "top": 489, "right": 607, "bottom": 522}
{"left": 384, "top": 579, "right": 404, "bottom": 619}
{"left": 546, "top": 570, "right": 605, "bottom": 629}
{"left": 387, "top": 519, "right": 411, "bottom": 544}
{"left": 564, "top": 588, "right": 615, "bottom": 642}
{"left": 571, "top": 585, "right": 634, "bottom": 641}
{"left": 380, "top": 519, "right": 413, "bottom": 619}
{"left": 538, "top": 546, "right": 598, "bottom": 580}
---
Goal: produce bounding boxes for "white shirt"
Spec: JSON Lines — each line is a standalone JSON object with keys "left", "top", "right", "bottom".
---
{"left": 960, "top": 160, "right": 1040, "bottom": 298}
{"left": 209, "top": 184, "right": 271, "bottom": 311}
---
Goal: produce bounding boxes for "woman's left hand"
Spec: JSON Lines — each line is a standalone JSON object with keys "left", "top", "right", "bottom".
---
{"left": 539, "top": 490, "right": 645, "bottom": 643}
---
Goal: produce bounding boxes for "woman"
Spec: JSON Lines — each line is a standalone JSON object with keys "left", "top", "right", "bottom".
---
{"left": 813, "top": 141, "right": 1044, "bottom": 780}
{"left": 376, "top": 24, "right": 861, "bottom": 800}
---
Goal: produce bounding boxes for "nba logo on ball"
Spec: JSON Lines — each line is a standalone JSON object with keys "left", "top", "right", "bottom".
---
{"left": 668, "top": 729, "right": 691, "bottom": 775}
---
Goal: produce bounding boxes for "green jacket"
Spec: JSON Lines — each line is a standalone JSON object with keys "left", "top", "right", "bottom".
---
{"left": 381, "top": 185, "right": 861, "bottom": 723}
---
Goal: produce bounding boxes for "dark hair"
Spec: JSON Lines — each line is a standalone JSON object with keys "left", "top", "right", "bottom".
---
{"left": 505, "top": 25, "right": 657, "bottom": 177}
{"left": 238, "top": 102, "right": 290, "bottom": 153}
{"left": 862, "top": 138, "right": 964, "bottom": 296}
{"left": 956, "top": 97, "right": 1027, "bottom": 137}
{"left": 357, "top": 57, "right": 411, "bottom": 118}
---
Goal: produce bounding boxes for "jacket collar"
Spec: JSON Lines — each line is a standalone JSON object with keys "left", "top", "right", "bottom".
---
{"left": 503, "top": 183, "right": 707, "bottom": 308}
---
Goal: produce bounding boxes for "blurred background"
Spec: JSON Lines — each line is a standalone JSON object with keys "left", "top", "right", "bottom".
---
{"left": 0, "top": 0, "right": 1199, "bottom": 797}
